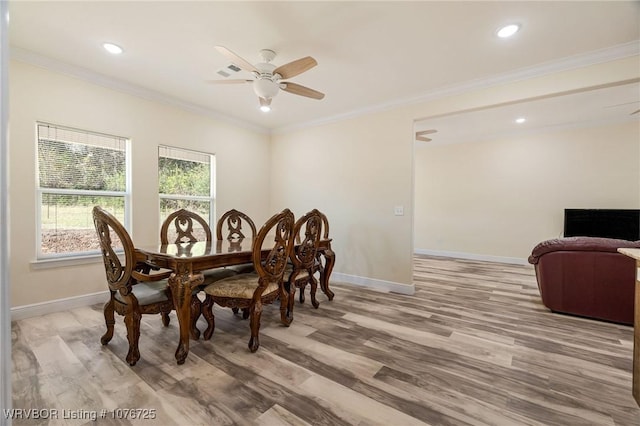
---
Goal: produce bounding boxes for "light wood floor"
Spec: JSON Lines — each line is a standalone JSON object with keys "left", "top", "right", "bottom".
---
{"left": 11, "top": 255, "right": 640, "bottom": 425}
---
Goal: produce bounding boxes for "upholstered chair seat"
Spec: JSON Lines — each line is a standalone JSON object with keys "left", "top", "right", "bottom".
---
{"left": 205, "top": 273, "right": 279, "bottom": 299}
{"left": 114, "top": 280, "right": 171, "bottom": 305}
{"left": 284, "top": 264, "right": 311, "bottom": 280}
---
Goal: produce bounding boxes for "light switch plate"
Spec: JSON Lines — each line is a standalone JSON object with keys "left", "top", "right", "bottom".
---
{"left": 394, "top": 205, "right": 404, "bottom": 216}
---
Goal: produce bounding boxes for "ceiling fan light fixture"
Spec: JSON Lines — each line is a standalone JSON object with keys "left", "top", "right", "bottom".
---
{"left": 496, "top": 24, "right": 520, "bottom": 38}
{"left": 253, "top": 78, "right": 279, "bottom": 99}
{"left": 259, "top": 97, "right": 272, "bottom": 112}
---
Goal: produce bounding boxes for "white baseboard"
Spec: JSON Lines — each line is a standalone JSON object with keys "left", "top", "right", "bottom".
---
{"left": 13, "top": 273, "right": 417, "bottom": 321}
{"left": 414, "top": 248, "right": 529, "bottom": 266}
{"left": 11, "top": 290, "right": 109, "bottom": 321}
{"left": 332, "top": 273, "right": 415, "bottom": 295}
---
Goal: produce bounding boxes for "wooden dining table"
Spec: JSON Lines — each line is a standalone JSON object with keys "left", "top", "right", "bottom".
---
{"left": 137, "top": 237, "right": 335, "bottom": 364}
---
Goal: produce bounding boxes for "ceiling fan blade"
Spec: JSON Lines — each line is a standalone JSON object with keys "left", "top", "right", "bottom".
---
{"left": 416, "top": 130, "right": 437, "bottom": 136}
{"left": 631, "top": 109, "right": 640, "bottom": 115}
{"left": 416, "top": 130, "right": 437, "bottom": 142}
{"left": 273, "top": 56, "right": 317, "bottom": 79}
{"left": 281, "top": 82, "right": 325, "bottom": 100}
{"left": 214, "top": 46, "right": 258, "bottom": 73}
{"left": 207, "top": 79, "right": 253, "bottom": 84}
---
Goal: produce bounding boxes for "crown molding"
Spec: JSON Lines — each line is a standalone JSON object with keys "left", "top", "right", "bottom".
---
{"left": 9, "top": 41, "right": 639, "bottom": 137}
{"left": 274, "top": 40, "right": 640, "bottom": 134}
{"left": 9, "top": 47, "right": 270, "bottom": 135}
{"left": 417, "top": 114, "right": 639, "bottom": 148}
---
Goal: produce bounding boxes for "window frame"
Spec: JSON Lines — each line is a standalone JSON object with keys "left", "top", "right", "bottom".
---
{"left": 158, "top": 145, "right": 216, "bottom": 228}
{"left": 35, "top": 122, "right": 131, "bottom": 260}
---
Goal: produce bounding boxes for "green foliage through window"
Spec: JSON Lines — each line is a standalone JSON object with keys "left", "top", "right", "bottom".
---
{"left": 158, "top": 157, "right": 209, "bottom": 197}
{"left": 158, "top": 146, "right": 214, "bottom": 227}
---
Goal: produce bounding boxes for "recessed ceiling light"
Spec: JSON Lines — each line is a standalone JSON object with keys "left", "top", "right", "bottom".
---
{"left": 497, "top": 24, "right": 520, "bottom": 38}
{"left": 102, "top": 42, "right": 123, "bottom": 55}
{"left": 515, "top": 117, "right": 526, "bottom": 124}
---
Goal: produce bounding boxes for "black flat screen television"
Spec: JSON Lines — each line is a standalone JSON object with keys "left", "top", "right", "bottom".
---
{"left": 564, "top": 209, "right": 640, "bottom": 241}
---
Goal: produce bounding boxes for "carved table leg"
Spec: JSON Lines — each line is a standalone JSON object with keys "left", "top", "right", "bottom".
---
{"left": 202, "top": 295, "right": 215, "bottom": 340}
{"left": 190, "top": 294, "right": 202, "bottom": 340}
{"left": 319, "top": 247, "right": 335, "bottom": 301}
{"left": 169, "top": 268, "right": 203, "bottom": 365}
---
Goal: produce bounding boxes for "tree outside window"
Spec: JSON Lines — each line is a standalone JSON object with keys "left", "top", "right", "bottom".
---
{"left": 158, "top": 146, "right": 215, "bottom": 242}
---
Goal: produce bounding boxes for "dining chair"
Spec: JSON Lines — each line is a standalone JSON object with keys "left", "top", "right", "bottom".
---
{"left": 216, "top": 209, "right": 257, "bottom": 274}
{"left": 215, "top": 209, "right": 258, "bottom": 319}
{"left": 286, "top": 209, "right": 323, "bottom": 312}
{"left": 160, "top": 208, "right": 236, "bottom": 339}
{"left": 317, "top": 210, "right": 331, "bottom": 270}
{"left": 203, "top": 208, "right": 295, "bottom": 352}
{"left": 294, "top": 210, "right": 331, "bottom": 304}
{"left": 93, "top": 206, "right": 182, "bottom": 366}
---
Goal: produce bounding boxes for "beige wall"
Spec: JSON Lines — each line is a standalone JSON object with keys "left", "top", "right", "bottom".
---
{"left": 8, "top": 54, "right": 640, "bottom": 307}
{"left": 414, "top": 121, "right": 640, "bottom": 262}
{"left": 270, "top": 110, "right": 416, "bottom": 288}
{"left": 9, "top": 61, "right": 271, "bottom": 307}
{"left": 271, "top": 56, "right": 639, "bottom": 291}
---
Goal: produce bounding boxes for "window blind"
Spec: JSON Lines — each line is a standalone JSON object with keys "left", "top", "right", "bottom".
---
{"left": 37, "top": 123, "right": 127, "bottom": 191}
{"left": 159, "top": 145, "right": 210, "bottom": 164}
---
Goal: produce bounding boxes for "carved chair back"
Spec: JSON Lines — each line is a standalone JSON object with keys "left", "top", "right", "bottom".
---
{"left": 294, "top": 210, "right": 329, "bottom": 244}
{"left": 290, "top": 209, "right": 323, "bottom": 271}
{"left": 253, "top": 209, "right": 295, "bottom": 285}
{"left": 216, "top": 209, "right": 257, "bottom": 241}
{"left": 161, "top": 208, "right": 212, "bottom": 244}
{"left": 93, "top": 206, "right": 136, "bottom": 295}
{"left": 317, "top": 210, "right": 330, "bottom": 239}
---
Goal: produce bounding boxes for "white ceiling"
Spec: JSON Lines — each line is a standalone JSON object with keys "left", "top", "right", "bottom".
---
{"left": 7, "top": 1, "right": 640, "bottom": 133}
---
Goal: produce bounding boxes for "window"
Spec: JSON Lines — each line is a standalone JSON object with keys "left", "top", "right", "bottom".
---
{"left": 158, "top": 146, "right": 215, "bottom": 241}
{"left": 37, "top": 123, "right": 129, "bottom": 258}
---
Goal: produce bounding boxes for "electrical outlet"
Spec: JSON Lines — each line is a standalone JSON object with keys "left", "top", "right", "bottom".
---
{"left": 394, "top": 206, "right": 404, "bottom": 216}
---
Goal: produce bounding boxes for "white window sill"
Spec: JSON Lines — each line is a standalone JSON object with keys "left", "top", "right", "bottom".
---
{"left": 30, "top": 254, "right": 103, "bottom": 270}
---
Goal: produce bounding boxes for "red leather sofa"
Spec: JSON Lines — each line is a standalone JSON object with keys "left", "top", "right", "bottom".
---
{"left": 528, "top": 237, "right": 640, "bottom": 325}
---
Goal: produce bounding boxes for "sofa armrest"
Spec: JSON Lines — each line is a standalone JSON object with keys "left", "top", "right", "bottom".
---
{"left": 528, "top": 237, "right": 640, "bottom": 264}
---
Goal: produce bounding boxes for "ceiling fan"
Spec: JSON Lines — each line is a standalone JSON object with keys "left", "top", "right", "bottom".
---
{"left": 415, "top": 129, "right": 437, "bottom": 142}
{"left": 210, "top": 46, "right": 324, "bottom": 111}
